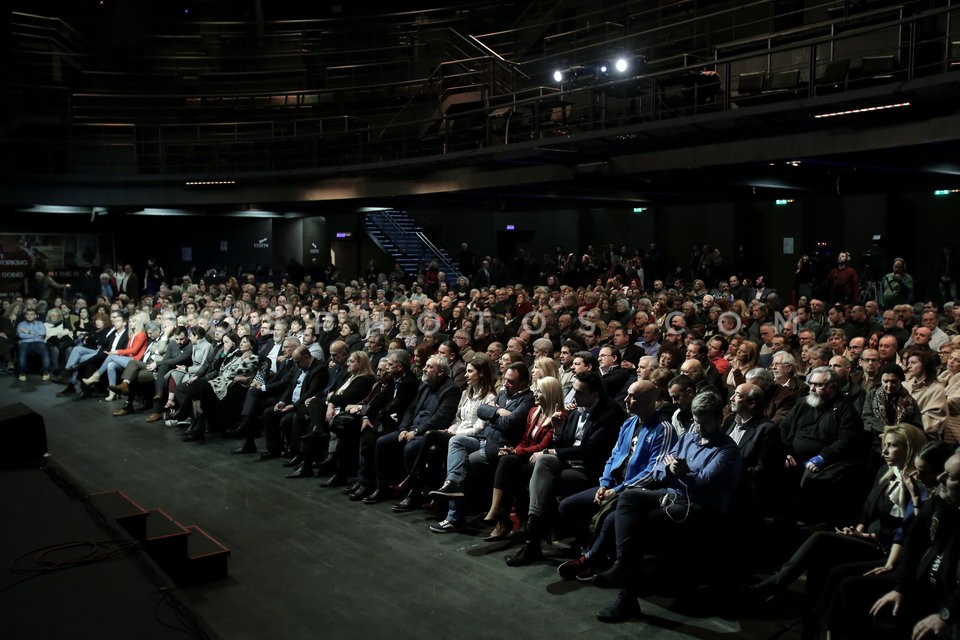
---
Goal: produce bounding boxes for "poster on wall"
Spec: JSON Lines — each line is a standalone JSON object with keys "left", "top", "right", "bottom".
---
{"left": 0, "top": 233, "right": 114, "bottom": 300}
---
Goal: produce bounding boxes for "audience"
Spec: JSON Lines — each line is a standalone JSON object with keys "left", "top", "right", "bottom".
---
{"left": 15, "top": 247, "right": 960, "bottom": 631}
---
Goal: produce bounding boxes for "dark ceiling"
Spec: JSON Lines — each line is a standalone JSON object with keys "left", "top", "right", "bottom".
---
{"left": 3, "top": 0, "right": 960, "bottom": 212}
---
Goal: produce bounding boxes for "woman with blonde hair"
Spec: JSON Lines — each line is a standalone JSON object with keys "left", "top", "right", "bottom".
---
{"left": 482, "top": 376, "right": 566, "bottom": 540}
{"left": 726, "top": 340, "right": 759, "bottom": 389}
{"left": 531, "top": 356, "right": 560, "bottom": 391}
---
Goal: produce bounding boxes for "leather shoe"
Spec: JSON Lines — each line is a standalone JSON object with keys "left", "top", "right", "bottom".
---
{"left": 258, "top": 451, "right": 281, "bottom": 461}
{"left": 181, "top": 431, "right": 205, "bottom": 443}
{"left": 109, "top": 382, "right": 130, "bottom": 395}
{"left": 348, "top": 485, "right": 372, "bottom": 501}
{"left": 112, "top": 405, "right": 134, "bottom": 417}
{"left": 144, "top": 413, "right": 162, "bottom": 423}
{"left": 391, "top": 493, "right": 422, "bottom": 512}
{"left": 286, "top": 464, "right": 313, "bottom": 479}
{"left": 56, "top": 385, "right": 76, "bottom": 397}
{"left": 232, "top": 443, "right": 257, "bottom": 454}
{"left": 283, "top": 455, "right": 304, "bottom": 468}
{"left": 280, "top": 449, "right": 295, "bottom": 460}
{"left": 321, "top": 474, "right": 347, "bottom": 488}
{"left": 505, "top": 543, "right": 544, "bottom": 567}
{"left": 342, "top": 481, "right": 363, "bottom": 495}
{"left": 362, "top": 489, "right": 385, "bottom": 504}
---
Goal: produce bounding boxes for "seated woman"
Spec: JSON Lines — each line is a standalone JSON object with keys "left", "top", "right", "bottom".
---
{"left": 902, "top": 347, "right": 949, "bottom": 439}
{"left": 387, "top": 354, "right": 498, "bottom": 508}
{"left": 482, "top": 376, "right": 565, "bottom": 541}
{"left": 821, "top": 439, "right": 954, "bottom": 640}
{"left": 726, "top": 340, "right": 759, "bottom": 390}
{"left": 182, "top": 333, "right": 259, "bottom": 442}
{"left": 748, "top": 423, "right": 929, "bottom": 638}
{"left": 82, "top": 312, "right": 149, "bottom": 400}
{"left": 56, "top": 310, "right": 111, "bottom": 395}
{"left": 289, "top": 351, "right": 376, "bottom": 480}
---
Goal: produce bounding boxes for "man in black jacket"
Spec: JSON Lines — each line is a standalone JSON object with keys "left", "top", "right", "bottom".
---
{"left": 346, "top": 350, "right": 419, "bottom": 501}
{"left": 365, "top": 355, "right": 460, "bottom": 504}
{"left": 506, "top": 371, "right": 626, "bottom": 565}
{"left": 257, "top": 347, "right": 328, "bottom": 459}
{"left": 230, "top": 336, "right": 300, "bottom": 452}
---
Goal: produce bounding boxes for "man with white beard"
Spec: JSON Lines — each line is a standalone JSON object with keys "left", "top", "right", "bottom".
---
{"left": 778, "top": 366, "right": 868, "bottom": 525}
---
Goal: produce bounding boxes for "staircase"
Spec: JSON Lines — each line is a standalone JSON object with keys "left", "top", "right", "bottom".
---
{"left": 364, "top": 209, "right": 460, "bottom": 286}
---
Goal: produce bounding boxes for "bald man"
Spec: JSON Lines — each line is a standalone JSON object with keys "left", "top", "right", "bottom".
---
{"left": 556, "top": 380, "right": 676, "bottom": 578}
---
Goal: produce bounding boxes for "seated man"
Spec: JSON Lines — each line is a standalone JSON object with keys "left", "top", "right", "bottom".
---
{"left": 228, "top": 336, "right": 301, "bottom": 445}
{"left": 345, "top": 349, "right": 419, "bottom": 501}
{"left": 365, "top": 355, "right": 460, "bottom": 504}
{"left": 780, "top": 366, "right": 870, "bottom": 526}
{"left": 108, "top": 321, "right": 166, "bottom": 417}
{"left": 257, "top": 347, "right": 327, "bottom": 459}
{"left": 555, "top": 380, "right": 674, "bottom": 578}
{"left": 723, "top": 382, "right": 783, "bottom": 518}
{"left": 588, "top": 390, "right": 742, "bottom": 623}
{"left": 429, "top": 362, "right": 534, "bottom": 532}
{"left": 15, "top": 307, "right": 51, "bottom": 381}
{"left": 505, "top": 371, "right": 626, "bottom": 566}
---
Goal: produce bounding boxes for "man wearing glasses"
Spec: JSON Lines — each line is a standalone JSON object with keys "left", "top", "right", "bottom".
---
{"left": 779, "top": 366, "right": 868, "bottom": 525}
{"left": 597, "top": 347, "right": 629, "bottom": 405}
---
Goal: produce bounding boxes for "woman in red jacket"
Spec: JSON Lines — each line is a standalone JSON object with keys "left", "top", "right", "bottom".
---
{"left": 482, "top": 376, "right": 566, "bottom": 541}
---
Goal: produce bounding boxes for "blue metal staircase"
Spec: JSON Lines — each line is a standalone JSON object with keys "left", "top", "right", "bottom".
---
{"left": 363, "top": 209, "right": 460, "bottom": 286}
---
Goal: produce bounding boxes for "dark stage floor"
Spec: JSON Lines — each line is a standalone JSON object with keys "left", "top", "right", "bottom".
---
{"left": 0, "top": 377, "right": 806, "bottom": 640}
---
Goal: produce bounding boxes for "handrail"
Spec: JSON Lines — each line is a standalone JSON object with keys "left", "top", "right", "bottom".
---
{"left": 415, "top": 232, "right": 459, "bottom": 277}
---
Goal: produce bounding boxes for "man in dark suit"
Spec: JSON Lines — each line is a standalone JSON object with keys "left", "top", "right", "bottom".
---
{"left": 724, "top": 382, "right": 783, "bottom": 518}
{"left": 597, "top": 346, "right": 630, "bottom": 405}
{"left": 258, "top": 346, "right": 328, "bottom": 459}
{"left": 231, "top": 336, "right": 301, "bottom": 452}
{"left": 347, "top": 349, "right": 420, "bottom": 501}
{"left": 611, "top": 327, "right": 643, "bottom": 371}
{"left": 506, "top": 371, "right": 626, "bottom": 566}
{"left": 365, "top": 354, "right": 461, "bottom": 504}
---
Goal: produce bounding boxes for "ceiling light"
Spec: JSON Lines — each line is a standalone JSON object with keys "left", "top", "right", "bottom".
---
{"left": 22, "top": 205, "right": 91, "bottom": 214}
{"left": 813, "top": 102, "right": 910, "bottom": 119}
{"left": 614, "top": 58, "right": 628, "bottom": 73}
{"left": 130, "top": 208, "right": 195, "bottom": 216}
{"left": 184, "top": 180, "right": 236, "bottom": 187}
{"left": 553, "top": 70, "right": 563, "bottom": 83}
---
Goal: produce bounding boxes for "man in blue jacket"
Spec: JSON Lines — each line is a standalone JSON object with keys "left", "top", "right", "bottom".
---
{"left": 556, "top": 379, "right": 674, "bottom": 579}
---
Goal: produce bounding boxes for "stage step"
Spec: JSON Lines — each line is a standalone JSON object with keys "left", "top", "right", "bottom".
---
{"left": 143, "top": 508, "right": 190, "bottom": 568}
{"left": 91, "top": 490, "right": 231, "bottom": 585}
{"left": 89, "top": 489, "right": 148, "bottom": 541}
{"left": 178, "top": 525, "right": 231, "bottom": 585}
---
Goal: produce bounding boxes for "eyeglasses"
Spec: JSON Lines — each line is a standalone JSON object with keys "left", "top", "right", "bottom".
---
{"left": 808, "top": 381, "right": 833, "bottom": 389}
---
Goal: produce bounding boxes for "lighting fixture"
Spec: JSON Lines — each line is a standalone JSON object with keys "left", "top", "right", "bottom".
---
{"left": 813, "top": 102, "right": 910, "bottom": 119}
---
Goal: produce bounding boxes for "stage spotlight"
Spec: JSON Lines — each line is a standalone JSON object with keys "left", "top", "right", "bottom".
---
{"left": 553, "top": 70, "right": 563, "bottom": 83}
{"left": 615, "top": 58, "right": 628, "bottom": 73}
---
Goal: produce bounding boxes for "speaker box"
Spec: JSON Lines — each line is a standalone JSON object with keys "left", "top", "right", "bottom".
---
{"left": 0, "top": 403, "right": 47, "bottom": 464}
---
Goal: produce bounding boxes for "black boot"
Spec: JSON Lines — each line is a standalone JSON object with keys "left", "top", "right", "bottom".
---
{"left": 181, "top": 414, "right": 207, "bottom": 442}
